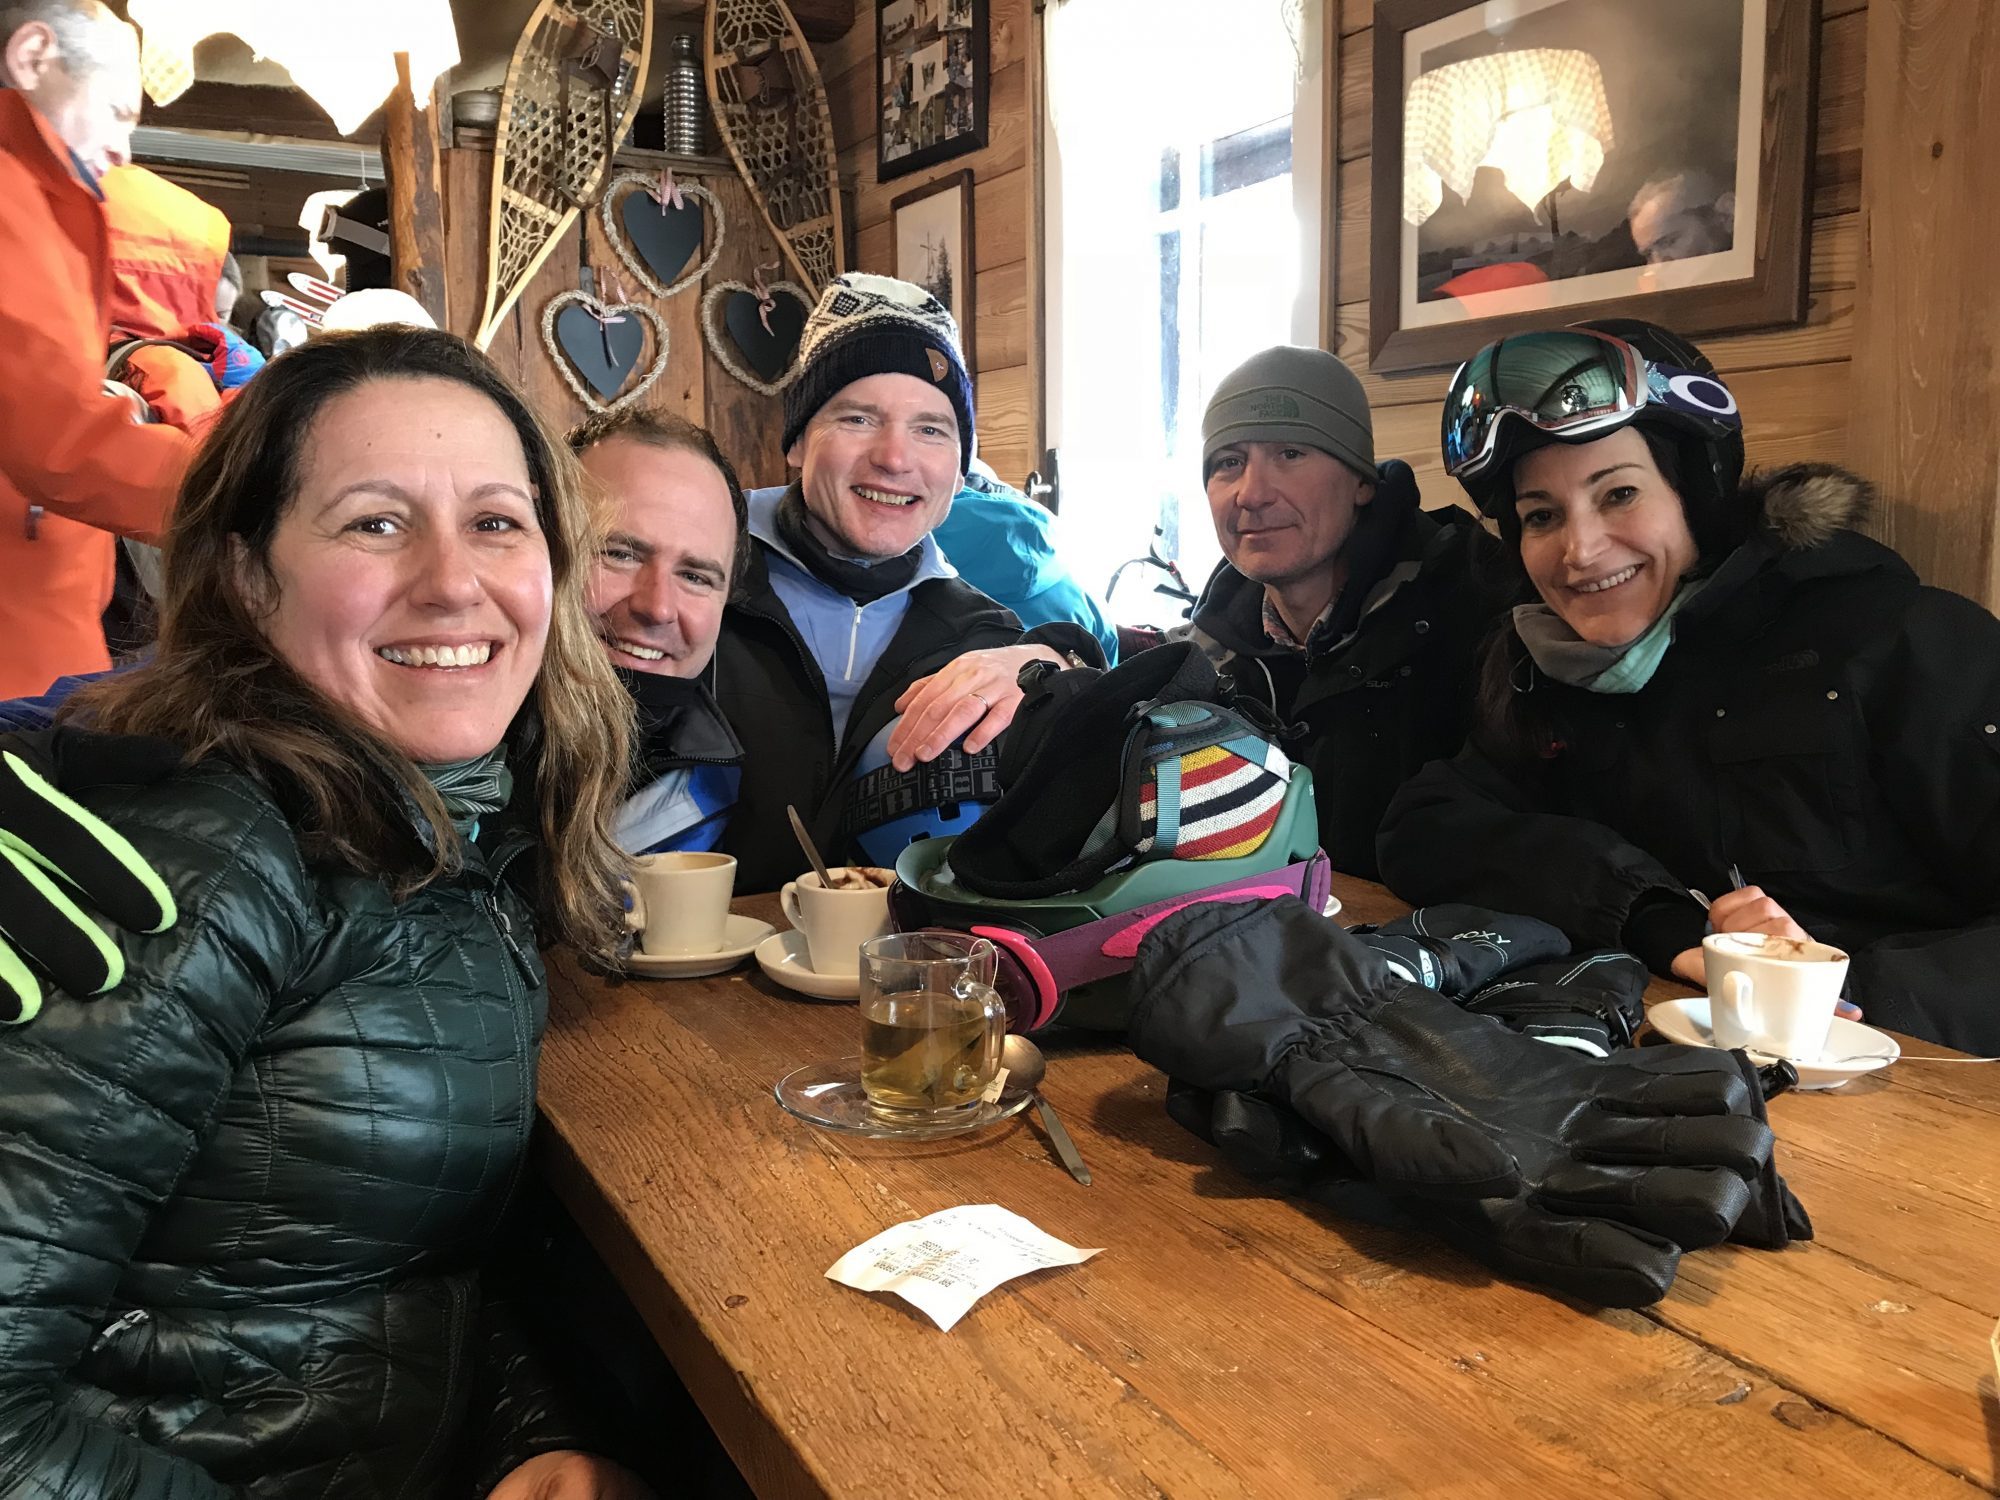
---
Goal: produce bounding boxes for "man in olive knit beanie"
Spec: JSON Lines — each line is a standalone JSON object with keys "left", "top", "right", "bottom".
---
{"left": 1183, "top": 344, "right": 1507, "bottom": 878}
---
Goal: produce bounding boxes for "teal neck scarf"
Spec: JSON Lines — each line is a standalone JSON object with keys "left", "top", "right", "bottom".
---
{"left": 419, "top": 748, "right": 514, "bottom": 840}
{"left": 1513, "top": 577, "right": 1706, "bottom": 695}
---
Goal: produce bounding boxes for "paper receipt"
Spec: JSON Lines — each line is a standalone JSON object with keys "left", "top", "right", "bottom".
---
{"left": 825, "top": 1204, "right": 1101, "bottom": 1330}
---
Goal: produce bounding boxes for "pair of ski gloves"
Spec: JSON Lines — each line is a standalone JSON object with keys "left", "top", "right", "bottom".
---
{"left": 1129, "top": 896, "right": 1811, "bottom": 1308}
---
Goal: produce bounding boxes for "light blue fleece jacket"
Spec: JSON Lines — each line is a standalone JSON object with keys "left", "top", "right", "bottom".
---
{"left": 745, "top": 486, "right": 959, "bottom": 746}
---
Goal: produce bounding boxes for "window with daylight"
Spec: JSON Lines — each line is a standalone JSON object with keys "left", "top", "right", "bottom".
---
{"left": 1043, "top": 0, "right": 1325, "bottom": 627}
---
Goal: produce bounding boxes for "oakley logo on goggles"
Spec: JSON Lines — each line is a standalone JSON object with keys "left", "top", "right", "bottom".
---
{"left": 1443, "top": 329, "right": 1741, "bottom": 482}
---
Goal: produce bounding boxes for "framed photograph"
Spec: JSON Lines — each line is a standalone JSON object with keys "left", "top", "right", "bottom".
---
{"left": 891, "top": 169, "right": 976, "bottom": 370}
{"left": 1369, "top": 0, "right": 1817, "bottom": 373}
{"left": 877, "top": 0, "right": 989, "bottom": 182}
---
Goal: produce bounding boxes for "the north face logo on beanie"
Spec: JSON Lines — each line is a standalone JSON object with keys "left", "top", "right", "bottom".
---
{"left": 1248, "top": 392, "right": 1301, "bottom": 420}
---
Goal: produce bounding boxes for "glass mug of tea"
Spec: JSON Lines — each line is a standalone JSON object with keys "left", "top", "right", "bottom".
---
{"left": 858, "top": 931, "right": 1007, "bottom": 1124}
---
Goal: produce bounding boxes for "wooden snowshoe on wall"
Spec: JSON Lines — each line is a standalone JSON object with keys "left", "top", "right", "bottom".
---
{"left": 704, "top": 0, "right": 846, "bottom": 296}
{"left": 474, "top": 0, "right": 654, "bottom": 351}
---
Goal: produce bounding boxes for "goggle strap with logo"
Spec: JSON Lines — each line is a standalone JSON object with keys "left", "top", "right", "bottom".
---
{"left": 963, "top": 854, "right": 1332, "bottom": 1031}
{"left": 843, "top": 745, "right": 1001, "bottom": 843}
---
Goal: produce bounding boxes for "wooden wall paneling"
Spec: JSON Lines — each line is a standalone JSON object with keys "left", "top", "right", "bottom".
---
{"left": 973, "top": 257, "right": 1029, "bottom": 371}
{"left": 971, "top": 167, "right": 1028, "bottom": 271}
{"left": 442, "top": 139, "right": 577, "bottom": 403}
{"left": 513, "top": 232, "right": 590, "bottom": 431}
{"left": 700, "top": 170, "right": 795, "bottom": 490}
{"left": 972, "top": 363, "right": 1033, "bottom": 485}
{"left": 853, "top": 217, "right": 891, "bottom": 274}
{"left": 1335, "top": 156, "right": 1368, "bottom": 308}
{"left": 1846, "top": 0, "right": 2000, "bottom": 608}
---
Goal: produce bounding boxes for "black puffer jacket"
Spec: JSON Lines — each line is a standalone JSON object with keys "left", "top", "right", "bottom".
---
{"left": 0, "top": 735, "right": 575, "bottom": 1498}
{"left": 1379, "top": 466, "right": 2000, "bottom": 1055}
{"left": 1185, "top": 462, "right": 1509, "bottom": 878}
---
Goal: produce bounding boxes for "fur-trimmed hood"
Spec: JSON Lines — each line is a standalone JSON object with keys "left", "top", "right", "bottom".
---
{"left": 1743, "top": 463, "right": 1875, "bottom": 551}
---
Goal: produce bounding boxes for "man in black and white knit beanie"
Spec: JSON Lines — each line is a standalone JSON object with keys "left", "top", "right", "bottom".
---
{"left": 781, "top": 272, "right": 976, "bottom": 474}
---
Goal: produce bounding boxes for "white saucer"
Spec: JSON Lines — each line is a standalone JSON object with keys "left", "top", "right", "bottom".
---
{"left": 624, "top": 914, "right": 775, "bottom": 979}
{"left": 1647, "top": 997, "right": 1900, "bottom": 1090}
{"left": 755, "top": 929, "right": 859, "bottom": 1000}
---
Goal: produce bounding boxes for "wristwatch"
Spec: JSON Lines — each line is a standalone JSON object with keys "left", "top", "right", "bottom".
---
{"left": 1016, "top": 652, "right": 1087, "bottom": 691}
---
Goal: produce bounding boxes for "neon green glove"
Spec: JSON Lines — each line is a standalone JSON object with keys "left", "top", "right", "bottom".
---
{"left": 0, "top": 747, "right": 176, "bottom": 1023}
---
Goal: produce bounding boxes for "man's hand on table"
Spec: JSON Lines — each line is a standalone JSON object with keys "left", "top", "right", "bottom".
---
{"left": 887, "top": 644, "right": 1066, "bottom": 769}
{"left": 487, "top": 1451, "right": 655, "bottom": 1500}
{"left": 1669, "top": 885, "right": 1862, "bottom": 1018}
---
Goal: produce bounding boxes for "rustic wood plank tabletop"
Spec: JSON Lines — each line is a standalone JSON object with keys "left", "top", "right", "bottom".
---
{"left": 537, "top": 884, "right": 2000, "bottom": 1500}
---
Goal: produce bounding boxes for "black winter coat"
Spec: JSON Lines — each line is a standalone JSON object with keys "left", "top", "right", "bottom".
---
{"left": 0, "top": 735, "right": 576, "bottom": 1498}
{"left": 1378, "top": 466, "right": 2000, "bottom": 1055}
{"left": 1186, "top": 463, "right": 1509, "bottom": 879}
{"left": 715, "top": 537, "right": 1100, "bottom": 893}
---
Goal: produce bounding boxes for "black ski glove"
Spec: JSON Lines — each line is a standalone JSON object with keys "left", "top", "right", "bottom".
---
{"left": 1347, "top": 904, "right": 1571, "bottom": 996}
{"left": 1130, "top": 898, "right": 1807, "bottom": 1286}
{"left": 0, "top": 732, "right": 179, "bottom": 1023}
{"left": 1166, "top": 1062, "right": 1810, "bottom": 1306}
{"left": 1460, "top": 950, "right": 1651, "bottom": 1055}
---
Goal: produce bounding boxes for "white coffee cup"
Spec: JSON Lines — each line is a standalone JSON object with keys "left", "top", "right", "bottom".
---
{"left": 780, "top": 868, "right": 893, "bottom": 977}
{"left": 629, "top": 851, "right": 737, "bottom": 956}
{"left": 1702, "top": 931, "right": 1851, "bottom": 1060}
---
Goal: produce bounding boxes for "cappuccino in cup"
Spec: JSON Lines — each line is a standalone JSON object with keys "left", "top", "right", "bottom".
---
{"left": 1702, "top": 931, "right": 1850, "bottom": 1061}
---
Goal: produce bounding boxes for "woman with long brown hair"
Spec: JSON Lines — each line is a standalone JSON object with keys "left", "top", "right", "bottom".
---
{"left": 0, "top": 327, "right": 651, "bottom": 1497}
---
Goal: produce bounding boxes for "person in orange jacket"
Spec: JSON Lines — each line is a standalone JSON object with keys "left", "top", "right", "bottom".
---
{"left": 100, "top": 160, "right": 235, "bottom": 432}
{"left": 0, "top": 1, "right": 189, "bottom": 698}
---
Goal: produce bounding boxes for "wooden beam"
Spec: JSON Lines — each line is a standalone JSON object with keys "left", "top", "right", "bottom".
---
{"left": 382, "top": 54, "right": 449, "bottom": 328}
{"left": 143, "top": 80, "right": 384, "bottom": 143}
{"left": 657, "top": 0, "right": 855, "bottom": 42}
{"left": 1846, "top": 0, "right": 2000, "bottom": 610}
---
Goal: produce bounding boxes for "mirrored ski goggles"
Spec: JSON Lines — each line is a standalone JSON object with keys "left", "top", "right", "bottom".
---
{"left": 1442, "top": 329, "right": 1741, "bottom": 482}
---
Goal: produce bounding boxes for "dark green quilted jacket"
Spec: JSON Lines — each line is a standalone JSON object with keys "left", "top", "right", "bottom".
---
{"left": 0, "top": 738, "right": 570, "bottom": 1498}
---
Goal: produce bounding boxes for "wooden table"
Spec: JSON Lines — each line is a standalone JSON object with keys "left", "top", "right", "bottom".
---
{"left": 536, "top": 883, "right": 2000, "bottom": 1499}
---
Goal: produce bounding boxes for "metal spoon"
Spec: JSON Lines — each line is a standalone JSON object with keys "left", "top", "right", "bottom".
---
{"left": 1001, "top": 1034, "right": 1091, "bottom": 1186}
{"left": 787, "top": 804, "right": 835, "bottom": 889}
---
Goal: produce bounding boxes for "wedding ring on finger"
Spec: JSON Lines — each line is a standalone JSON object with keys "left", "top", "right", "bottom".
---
{"left": 967, "top": 691, "right": 990, "bottom": 711}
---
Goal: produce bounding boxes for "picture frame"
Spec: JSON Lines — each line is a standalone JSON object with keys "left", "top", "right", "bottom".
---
{"left": 891, "top": 169, "right": 976, "bottom": 370}
{"left": 876, "top": 0, "right": 989, "bottom": 182}
{"left": 1368, "top": 0, "right": 1817, "bottom": 374}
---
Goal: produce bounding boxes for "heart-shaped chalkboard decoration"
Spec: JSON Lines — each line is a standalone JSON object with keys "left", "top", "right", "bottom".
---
{"left": 601, "top": 171, "right": 725, "bottom": 300}
{"left": 702, "top": 279, "right": 810, "bottom": 394}
{"left": 556, "top": 302, "right": 646, "bottom": 400}
{"left": 624, "top": 192, "right": 703, "bottom": 285}
{"left": 724, "top": 288, "right": 806, "bottom": 382}
{"left": 542, "top": 291, "right": 670, "bottom": 413}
